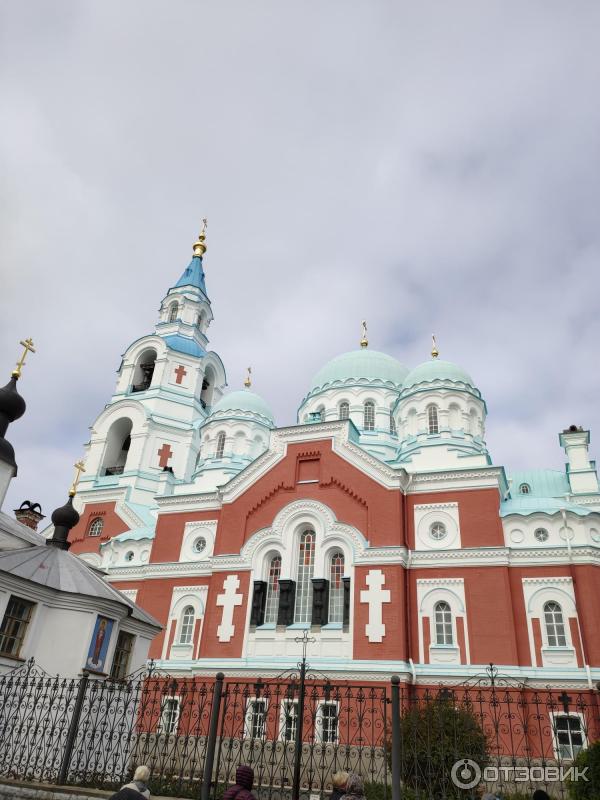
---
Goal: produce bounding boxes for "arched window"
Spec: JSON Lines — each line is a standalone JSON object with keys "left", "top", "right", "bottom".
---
{"left": 317, "top": 407, "right": 325, "bottom": 422}
{"left": 196, "top": 313, "right": 202, "bottom": 329}
{"left": 427, "top": 405, "right": 439, "bottom": 435}
{"left": 544, "top": 601, "right": 567, "bottom": 647}
{"left": 434, "top": 601, "right": 453, "bottom": 645}
{"left": 179, "top": 606, "right": 195, "bottom": 644}
{"left": 339, "top": 402, "right": 349, "bottom": 420}
{"left": 328, "top": 552, "right": 345, "bottom": 624}
{"left": 294, "top": 530, "right": 315, "bottom": 623}
{"left": 168, "top": 302, "right": 179, "bottom": 322}
{"left": 131, "top": 348, "right": 157, "bottom": 393}
{"left": 101, "top": 418, "right": 133, "bottom": 476}
{"left": 519, "top": 483, "right": 531, "bottom": 495}
{"left": 200, "top": 366, "right": 215, "bottom": 409}
{"left": 215, "top": 432, "right": 226, "bottom": 460}
{"left": 264, "top": 555, "right": 282, "bottom": 625}
{"left": 87, "top": 518, "right": 104, "bottom": 537}
{"left": 363, "top": 401, "right": 375, "bottom": 431}
{"left": 389, "top": 408, "right": 397, "bottom": 436}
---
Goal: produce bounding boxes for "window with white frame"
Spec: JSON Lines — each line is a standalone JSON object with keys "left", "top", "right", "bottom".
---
{"left": 88, "top": 518, "right": 104, "bottom": 537}
{"left": 294, "top": 530, "right": 316, "bottom": 623}
{"left": 363, "top": 401, "right": 375, "bottom": 431}
{"left": 430, "top": 522, "right": 447, "bottom": 541}
{"left": 279, "top": 699, "right": 298, "bottom": 742}
{"left": 339, "top": 402, "right": 349, "bottom": 420}
{"left": 534, "top": 528, "right": 549, "bottom": 543}
{"left": 264, "top": 555, "right": 281, "bottom": 625}
{"left": 157, "top": 697, "right": 180, "bottom": 734}
{"left": 552, "top": 714, "right": 585, "bottom": 760}
{"left": 215, "top": 432, "right": 226, "bottom": 459}
{"left": 544, "top": 601, "right": 567, "bottom": 647}
{"left": 328, "top": 551, "right": 345, "bottom": 624}
{"left": 317, "top": 701, "right": 339, "bottom": 743}
{"left": 179, "top": 606, "right": 195, "bottom": 644}
{"left": 434, "top": 601, "right": 453, "bottom": 645}
{"left": 168, "top": 303, "right": 179, "bottom": 323}
{"left": 519, "top": 483, "right": 531, "bottom": 494}
{"left": 245, "top": 698, "right": 268, "bottom": 739}
{"left": 389, "top": 408, "right": 397, "bottom": 436}
{"left": 427, "top": 405, "right": 439, "bottom": 435}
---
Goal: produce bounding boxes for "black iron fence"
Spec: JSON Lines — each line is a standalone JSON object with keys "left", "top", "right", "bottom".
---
{"left": 0, "top": 661, "right": 598, "bottom": 800}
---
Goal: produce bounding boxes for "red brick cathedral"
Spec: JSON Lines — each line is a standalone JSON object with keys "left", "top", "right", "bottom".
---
{"left": 66, "top": 229, "right": 600, "bottom": 697}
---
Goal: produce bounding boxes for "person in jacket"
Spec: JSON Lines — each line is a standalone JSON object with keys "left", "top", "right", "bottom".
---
{"left": 222, "top": 765, "right": 257, "bottom": 800}
{"left": 330, "top": 772, "right": 349, "bottom": 800}
{"left": 110, "top": 765, "right": 151, "bottom": 800}
{"left": 339, "top": 773, "right": 366, "bottom": 800}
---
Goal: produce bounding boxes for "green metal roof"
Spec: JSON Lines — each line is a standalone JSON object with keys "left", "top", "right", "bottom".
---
{"left": 210, "top": 389, "right": 274, "bottom": 424}
{"left": 309, "top": 350, "right": 409, "bottom": 394}
{"left": 403, "top": 359, "right": 475, "bottom": 390}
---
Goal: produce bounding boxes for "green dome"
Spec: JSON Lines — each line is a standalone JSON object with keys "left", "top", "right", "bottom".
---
{"left": 309, "top": 349, "right": 409, "bottom": 394}
{"left": 402, "top": 359, "right": 475, "bottom": 391}
{"left": 210, "top": 390, "right": 274, "bottom": 424}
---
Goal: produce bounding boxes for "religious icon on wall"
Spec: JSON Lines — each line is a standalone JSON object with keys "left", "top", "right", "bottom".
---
{"left": 85, "top": 615, "right": 113, "bottom": 671}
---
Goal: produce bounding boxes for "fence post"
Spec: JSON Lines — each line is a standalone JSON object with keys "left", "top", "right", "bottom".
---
{"left": 291, "top": 659, "right": 307, "bottom": 800}
{"left": 201, "top": 672, "right": 225, "bottom": 800}
{"left": 57, "top": 671, "right": 89, "bottom": 785}
{"left": 390, "top": 675, "right": 401, "bottom": 800}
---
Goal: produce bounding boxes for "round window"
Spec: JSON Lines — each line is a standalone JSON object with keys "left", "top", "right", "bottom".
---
{"left": 430, "top": 522, "right": 447, "bottom": 541}
{"left": 193, "top": 536, "right": 207, "bottom": 554}
{"left": 124, "top": 551, "right": 135, "bottom": 562}
{"left": 534, "top": 528, "right": 549, "bottom": 543}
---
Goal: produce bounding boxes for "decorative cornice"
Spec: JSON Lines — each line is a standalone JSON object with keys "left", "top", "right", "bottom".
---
{"left": 414, "top": 501, "right": 459, "bottom": 511}
{"left": 522, "top": 576, "right": 573, "bottom": 586}
{"left": 417, "top": 577, "right": 464, "bottom": 586}
{"left": 410, "top": 467, "right": 504, "bottom": 485}
{"left": 156, "top": 492, "right": 222, "bottom": 510}
{"left": 106, "top": 561, "right": 212, "bottom": 580}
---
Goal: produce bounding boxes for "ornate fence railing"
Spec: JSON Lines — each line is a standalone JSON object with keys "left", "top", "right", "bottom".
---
{"left": 0, "top": 661, "right": 598, "bottom": 800}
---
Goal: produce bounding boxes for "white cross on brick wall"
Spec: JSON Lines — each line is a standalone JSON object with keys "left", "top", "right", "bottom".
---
{"left": 360, "top": 569, "right": 391, "bottom": 643}
{"left": 216, "top": 574, "right": 243, "bottom": 642}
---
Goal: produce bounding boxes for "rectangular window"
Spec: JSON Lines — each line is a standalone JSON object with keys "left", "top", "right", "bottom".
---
{"left": 279, "top": 699, "right": 298, "bottom": 742}
{"left": 317, "top": 701, "right": 339, "bottom": 744}
{"left": 245, "top": 698, "right": 268, "bottom": 739}
{"left": 0, "top": 596, "right": 35, "bottom": 658}
{"left": 110, "top": 630, "right": 135, "bottom": 681}
{"left": 157, "top": 697, "right": 180, "bottom": 734}
{"left": 553, "top": 715, "right": 586, "bottom": 761}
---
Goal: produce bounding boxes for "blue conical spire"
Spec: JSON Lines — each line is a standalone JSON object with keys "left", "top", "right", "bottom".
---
{"left": 174, "top": 222, "right": 209, "bottom": 296}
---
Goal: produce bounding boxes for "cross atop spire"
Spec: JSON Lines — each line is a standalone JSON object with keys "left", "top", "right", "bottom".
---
{"left": 192, "top": 218, "right": 208, "bottom": 258}
{"left": 360, "top": 320, "right": 368, "bottom": 349}
{"left": 431, "top": 334, "right": 439, "bottom": 359}
{"left": 69, "top": 460, "right": 86, "bottom": 498}
{"left": 12, "top": 338, "right": 35, "bottom": 379}
{"left": 244, "top": 366, "right": 252, "bottom": 388}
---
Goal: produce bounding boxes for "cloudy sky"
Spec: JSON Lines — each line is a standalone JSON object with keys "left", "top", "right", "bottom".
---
{"left": 1, "top": 2, "right": 599, "bottom": 516}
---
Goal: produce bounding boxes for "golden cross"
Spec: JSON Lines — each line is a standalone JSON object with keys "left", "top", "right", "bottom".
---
{"left": 69, "top": 460, "right": 86, "bottom": 497}
{"left": 431, "top": 334, "right": 439, "bottom": 359}
{"left": 360, "top": 320, "right": 368, "bottom": 348}
{"left": 12, "top": 338, "right": 36, "bottom": 378}
{"left": 244, "top": 366, "right": 252, "bottom": 388}
{"left": 201, "top": 217, "right": 208, "bottom": 235}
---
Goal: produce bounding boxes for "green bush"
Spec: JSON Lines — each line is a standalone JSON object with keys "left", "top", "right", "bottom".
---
{"left": 391, "top": 699, "right": 489, "bottom": 799}
{"left": 567, "top": 739, "right": 600, "bottom": 800}
{"left": 364, "top": 782, "right": 388, "bottom": 800}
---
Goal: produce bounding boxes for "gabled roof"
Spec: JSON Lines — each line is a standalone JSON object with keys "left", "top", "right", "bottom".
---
{"left": 0, "top": 510, "right": 46, "bottom": 547}
{"left": 0, "top": 546, "right": 161, "bottom": 628}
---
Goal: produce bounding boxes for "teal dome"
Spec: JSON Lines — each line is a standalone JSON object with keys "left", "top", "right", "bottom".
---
{"left": 309, "top": 350, "right": 409, "bottom": 394}
{"left": 210, "top": 390, "right": 274, "bottom": 424}
{"left": 402, "top": 359, "right": 475, "bottom": 391}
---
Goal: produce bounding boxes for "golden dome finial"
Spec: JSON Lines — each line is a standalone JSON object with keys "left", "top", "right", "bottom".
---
{"left": 244, "top": 366, "right": 252, "bottom": 389}
{"left": 68, "top": 460, "right": 86, "bottom": 498}
{"left": 12, "top": 338, "right": 36, "bottom": 379}
{"left": 192, "top": 217, "right": 208, "bottom": 257}
{"left": 431, "top": 334, "right": 439, "bottom": 359}
{"left": 360, "top": 320, "right": 368, "bottom": 349}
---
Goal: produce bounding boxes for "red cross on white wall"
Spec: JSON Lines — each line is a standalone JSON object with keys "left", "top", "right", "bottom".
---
{"left": 174, "top": 365, "right": 187, "bottom": 384}
{"left": 157, "top": 443, "right": 173, "bottom": 468}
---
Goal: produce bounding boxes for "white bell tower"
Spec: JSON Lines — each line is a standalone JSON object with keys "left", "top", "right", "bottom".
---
{"left": 78, "top": 226, "right": 227, "bottom": 507}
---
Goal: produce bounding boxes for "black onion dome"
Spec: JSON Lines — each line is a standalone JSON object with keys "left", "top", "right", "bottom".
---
{"left": 51, "top": 496, "right": 80, "bottom": 529}
{"left": 0, "top": 437, "right": 16, "bottom": 470}
{"left": 0, "top": 377, "right": 26, "bottom": 431}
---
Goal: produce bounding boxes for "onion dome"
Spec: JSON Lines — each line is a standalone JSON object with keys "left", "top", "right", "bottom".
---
{"left": 402, "top": 359, "right": 476, "bottom": 391}
{"left": 0, "top": 376, "right": 27, "bottom": 472}
{"left": 210, "top": 389, "right": 274, "bottom": 426}
{"left": 47, "top": 496, "right": 80, "bottom": 551}
{"left": 308, "top": 350, "right": 409, "bottom": 396}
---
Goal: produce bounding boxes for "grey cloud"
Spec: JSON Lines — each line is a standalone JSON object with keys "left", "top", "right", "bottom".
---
{"left": 1, "top": 1, "right": 599, "bottom": 515}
